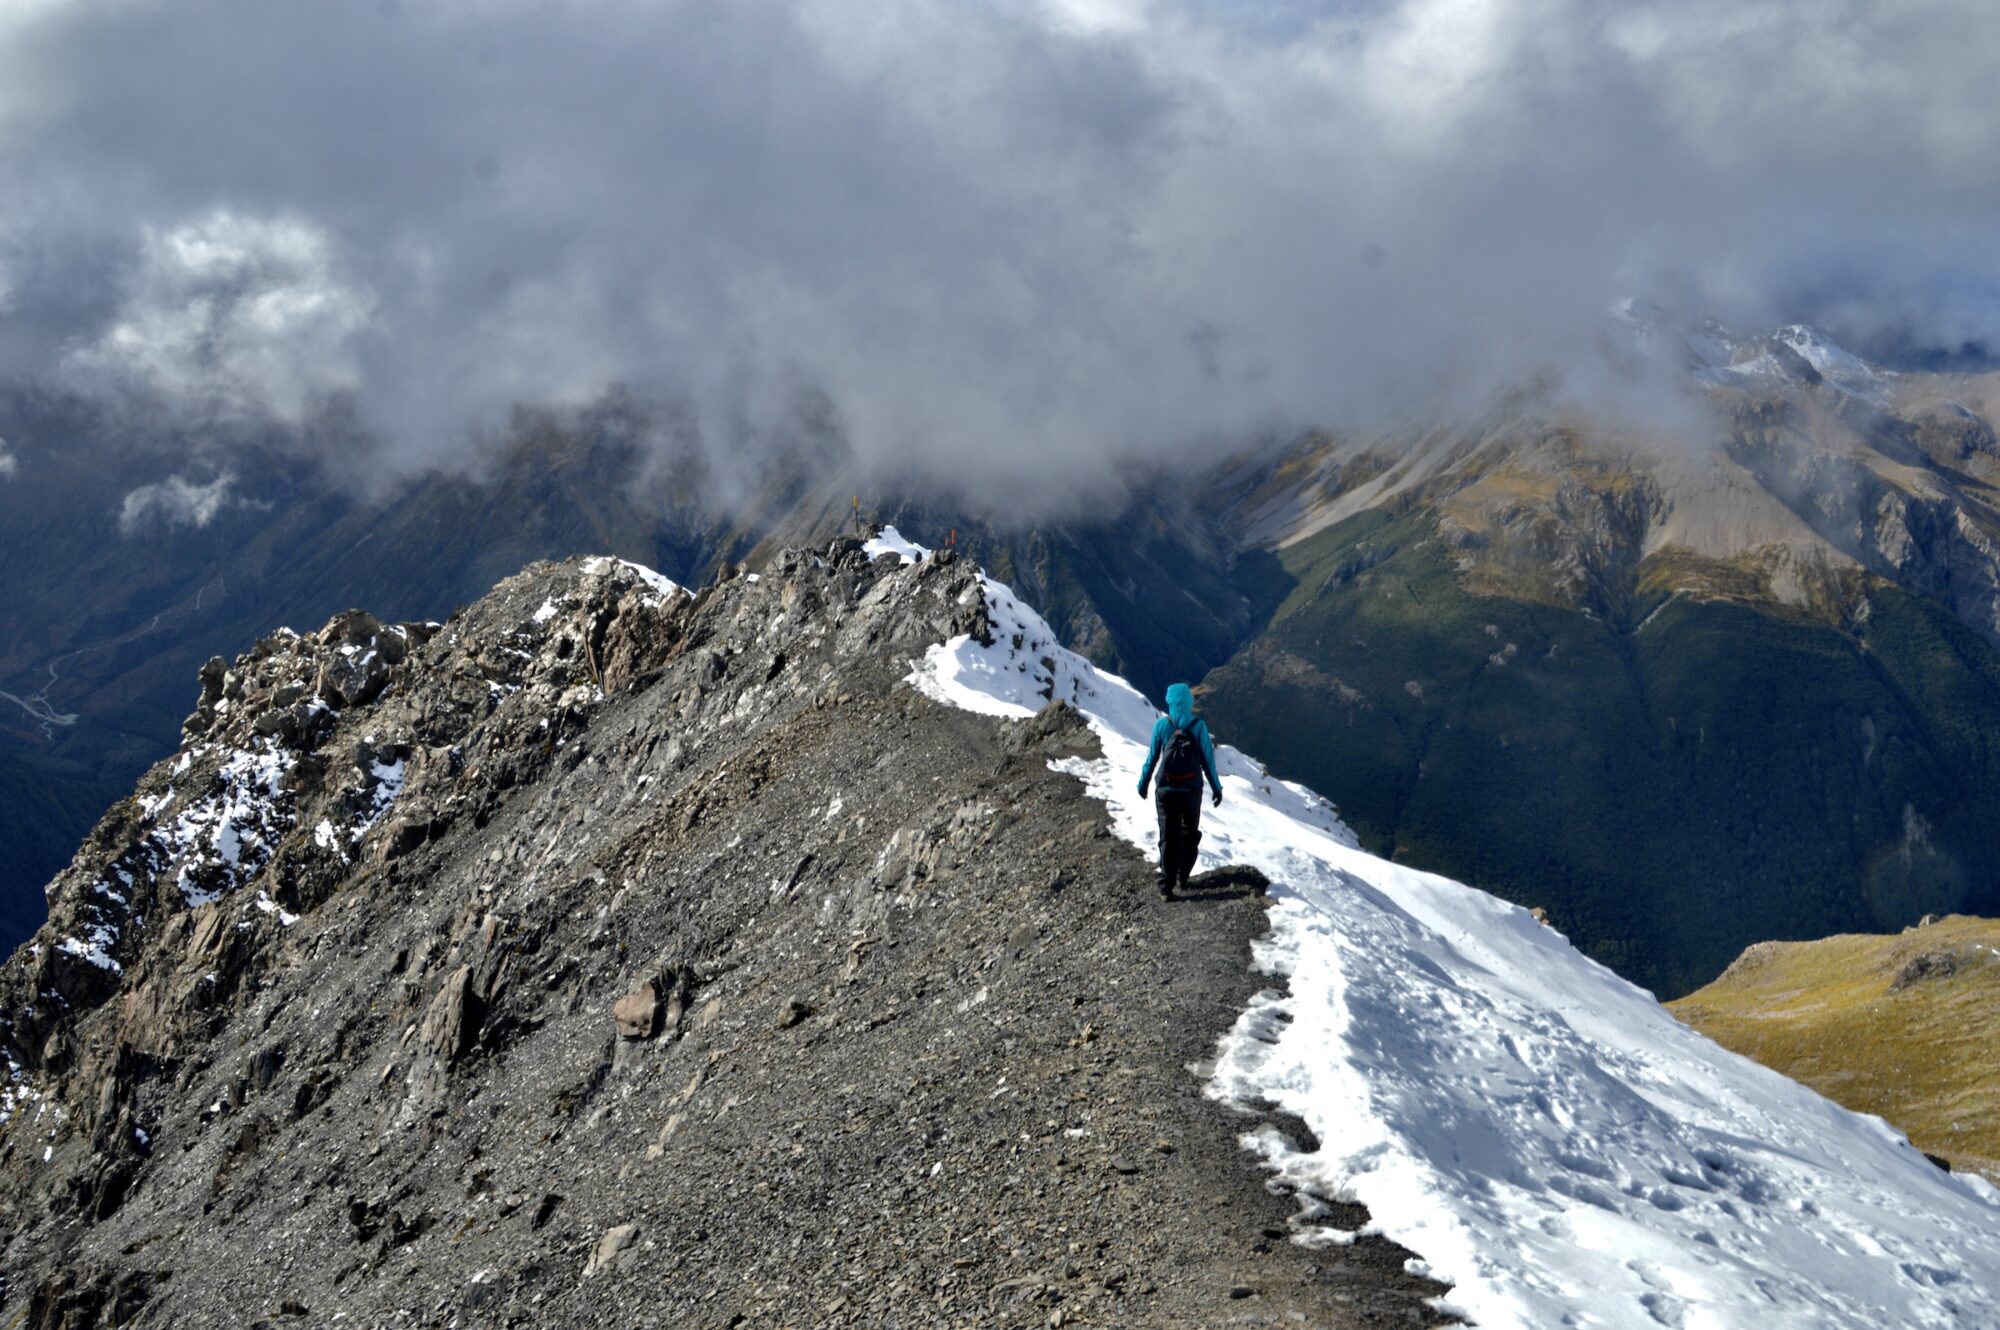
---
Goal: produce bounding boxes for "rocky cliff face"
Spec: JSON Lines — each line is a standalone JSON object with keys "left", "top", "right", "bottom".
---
{"left": 0, "top": 541, "right": 1444, "bottom": 1327}
{"left": 1214, "top": 330, "right": 2000, "bottom": 647}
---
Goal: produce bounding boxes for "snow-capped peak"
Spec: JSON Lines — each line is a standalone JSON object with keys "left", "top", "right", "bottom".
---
{"left": 1773, "top": 323, "right": 1881, "bottom": 382}
{"left": 907, "top": 538, "right": 2000, "bottom": 1328}
{"left": 1720, "top": 323, "right": 1890, "bottom": 405}
{"left": 1609, "top": 301, "right": 1895, "bottom": 405}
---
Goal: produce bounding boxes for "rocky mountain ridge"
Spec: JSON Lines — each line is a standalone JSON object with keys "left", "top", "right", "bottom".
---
{"left": 0, "top": 539, "right": 1446, "bottom": 1327}
{"left": 0, "top": 399, "right": 1280, "bottom": 948}
{"left": 1215, "top": 317, "right": 2000, "bottom": 642}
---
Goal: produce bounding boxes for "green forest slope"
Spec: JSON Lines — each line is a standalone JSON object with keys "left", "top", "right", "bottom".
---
{"left": 1199, "top": 509, "right": 2000, "bottom": 997}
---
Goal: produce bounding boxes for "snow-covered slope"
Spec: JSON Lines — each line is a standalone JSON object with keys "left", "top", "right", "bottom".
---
{"left": 877, "top": 526, "right": 2000, "bottom": 1328}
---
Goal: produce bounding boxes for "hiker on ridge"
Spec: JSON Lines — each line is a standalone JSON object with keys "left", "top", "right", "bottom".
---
{"left": 1137, "top": 682, "right": 1223, "bottom": 898}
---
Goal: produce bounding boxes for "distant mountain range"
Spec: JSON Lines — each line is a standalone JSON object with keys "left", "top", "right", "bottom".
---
{"left": 1199, "top": 313, "right": 2000, "bottom": 995}
{"left": 5, "top": 314, "right": 2000, "bottom": 995}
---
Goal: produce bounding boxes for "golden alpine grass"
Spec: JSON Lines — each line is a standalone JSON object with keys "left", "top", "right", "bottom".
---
{"left": 1670, "top": 915, "right": 2000, "bottom": 1181}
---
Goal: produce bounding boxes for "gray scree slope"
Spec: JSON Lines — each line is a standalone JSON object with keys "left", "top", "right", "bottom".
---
{"left": 0, "top": 541, "right": 1449, "bottom": 1328}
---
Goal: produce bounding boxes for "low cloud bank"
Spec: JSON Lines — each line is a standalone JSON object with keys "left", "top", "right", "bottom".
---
{"left": 2, "top": 0, "right": 1997, "bottom": 510}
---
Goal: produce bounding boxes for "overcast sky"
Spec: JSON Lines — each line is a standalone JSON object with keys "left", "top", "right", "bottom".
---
{"left": 3, "top": 0, "right": 1998, "bottom": 508}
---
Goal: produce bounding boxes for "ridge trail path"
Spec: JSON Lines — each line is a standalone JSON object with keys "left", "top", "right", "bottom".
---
{"left": 543, "top": 692, "right": 1457, "bottom": 1328}
{"left": 0, "top": 548, "right": 1449, "bottom": 1328}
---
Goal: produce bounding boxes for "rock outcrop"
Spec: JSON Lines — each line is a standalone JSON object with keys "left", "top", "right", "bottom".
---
{"left": 0, "top": 542, "right": 1446, "bottom": 1326}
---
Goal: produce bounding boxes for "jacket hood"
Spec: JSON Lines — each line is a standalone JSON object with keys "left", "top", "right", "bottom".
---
{"left": 1165, "top": 682, "right": 1195, "bottom": 728}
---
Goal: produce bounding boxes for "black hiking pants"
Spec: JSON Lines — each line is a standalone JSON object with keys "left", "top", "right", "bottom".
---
{"left": 1154, "top": 784, "right": 1203, "bottom": 885}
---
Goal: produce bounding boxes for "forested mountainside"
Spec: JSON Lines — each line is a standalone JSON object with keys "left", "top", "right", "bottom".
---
{"left": 1200, "top": 327, "right": 2000, "bottom": 996}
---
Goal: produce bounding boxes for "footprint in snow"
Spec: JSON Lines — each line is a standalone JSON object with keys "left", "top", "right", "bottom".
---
{"left": 1629, "top": 1261, "right": 1688, "bottom": 1328}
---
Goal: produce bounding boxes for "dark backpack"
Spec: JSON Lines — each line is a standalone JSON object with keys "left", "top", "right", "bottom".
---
{"left": 1161, "top": 721, "right": 1204, "bottom": 784}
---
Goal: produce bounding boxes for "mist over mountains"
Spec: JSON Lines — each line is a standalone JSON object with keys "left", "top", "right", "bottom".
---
{"left": 5, "top": 0, "right": 2000, "bottom": 509}
{"left": 9, "top": 310, "right": 2000, "bottom": 1002}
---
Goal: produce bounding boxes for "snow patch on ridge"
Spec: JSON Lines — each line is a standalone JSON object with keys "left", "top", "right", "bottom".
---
{"left": 582, "top": 555, "right": 682, "bottom": 603}
{"left": 0, "top": 1055, "right": 43, "bottom": 1126}
{"left": 55, "top": 926, "right": 122, "bottom": 974}
{"left": 353, "top": 751, "right": 406, "bottom": 841}
{"left": 863, "top": 526, "right": 926, "bottom": 565}
{"left": 908, "top": 544, "right": 2000, "bottom": 1329}
{"left": 51, "top": 717, "right": 420, "bottom": 978}
{"left": 171, "top": 741, "right": 296, "bottom": 907}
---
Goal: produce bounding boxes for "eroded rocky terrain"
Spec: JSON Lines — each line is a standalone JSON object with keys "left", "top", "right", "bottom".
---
{"left": 0, "top": 540, "right": 1448, "bottom": 1328}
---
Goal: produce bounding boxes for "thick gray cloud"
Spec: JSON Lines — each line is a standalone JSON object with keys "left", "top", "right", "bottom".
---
{"left": 2, "top": 0, "right": 1998, "bottom": 510}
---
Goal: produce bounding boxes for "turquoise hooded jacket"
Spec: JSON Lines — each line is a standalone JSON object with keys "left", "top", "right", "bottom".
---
{"left": 1138, "top": 682, "right": 1222, "bottom": 797}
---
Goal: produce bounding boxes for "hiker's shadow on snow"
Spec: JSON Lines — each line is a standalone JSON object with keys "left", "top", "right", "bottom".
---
{"left": 1169, "top": 864, "right": 1271, "bottom": 902}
